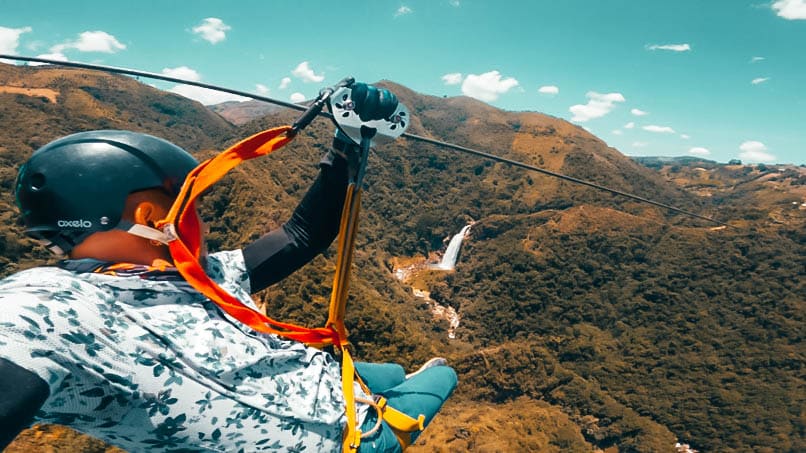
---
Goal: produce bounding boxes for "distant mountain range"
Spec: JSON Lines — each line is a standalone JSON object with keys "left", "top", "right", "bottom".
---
{"left": 1, "top": 64, "right": 803, "bottom": 452}
{"left": 631, "top": 155, "right": 720, "bottom": 167}
{"left": 208, "top": 99, "right": 284, "bottom": 125}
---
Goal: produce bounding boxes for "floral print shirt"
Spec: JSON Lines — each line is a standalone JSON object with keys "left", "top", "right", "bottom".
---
{"left": 0, "top": 250, "right": 367, "bottom": 452}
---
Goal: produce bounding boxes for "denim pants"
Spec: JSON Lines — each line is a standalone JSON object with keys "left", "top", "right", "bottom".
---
{"left": 355, "top": 362, "right": 458, "bottom": 452}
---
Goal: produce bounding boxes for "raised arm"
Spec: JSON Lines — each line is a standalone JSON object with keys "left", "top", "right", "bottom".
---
{"left": 243, "top": 145, "right": 352, "bottom": 293}
{"left": 243, "top": 82, "right": 399, "bottom": 293}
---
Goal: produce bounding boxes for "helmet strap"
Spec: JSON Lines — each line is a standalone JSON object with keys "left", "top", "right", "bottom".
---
{"left": 38, "top": 230, "right": 92, "bottom": 256}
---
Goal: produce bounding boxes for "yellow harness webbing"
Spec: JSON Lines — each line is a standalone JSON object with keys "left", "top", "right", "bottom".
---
{"left": 326, "top": 184, "right": 364, "bottom": 450}
{"left": 328, "top": 179, "right": 425, "bottom": 453}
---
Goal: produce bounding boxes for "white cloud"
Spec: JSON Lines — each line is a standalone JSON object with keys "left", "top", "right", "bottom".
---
{"left": 291, "top": 61, "right": 324, "bottom": 83}
{"left": 751, "top": 56, "right": 765, "bottom": 63}
{"left": 441, "top": 73, "right": 463, "bottom": 85}
{"left": 624, "top": 121, "right": 635, "bottom": 129}
{"left": 646, "top": 43, "right": 691, "bottom": 52}
{"left": 290, "top": 92, "right": 306, "bottom": 103}
{"left": 569, "top": 91, "right": 625, "bottom": 122}
{"left": 255, "top": 83, "right": 269, "bottom": 95}
{"left": 51, "top": 31, "right": 126, "bottom": 53}
{"left": 631, "top": 108, "right": 648, "bottom": 116}
{"left": 612, "top": 129, "right": 623, "bottom": 135}
{"left": 689, "top": 147, "right": 711, "bottom": 156}
{"left": 28, "top": 52, "right": 68, "bottom": 66}
{"left": 681, "top": 134, "right": 690, "bottom": 139}
{"left": 772, "top": 0, "right": 806, "bottom": 19}
{"left": 25, "top": 39, "right": 45, "bottom": 52}
{"left": 461, "top": 70, "right": 519, "bottom": 102}
{"left": 395, "top": 6, "right": 413, "bottom": 17}
{"left": 449, "top": 0, "right": 461, "bottom": 6}
{"left": 751, "top": 77, "right": 770, "bottom": 85}
{"left": 0, "top": 26, "right": 32, "bottom": 55}
{"left": 192, "top": 18, "right": 230, "bottom": 44}
{"left": 643, "top": 125, "right": 676, "bottom": 134}
{"left": 161, "top": 66, "right": 202, "bottom": 82}
{"left": 279, "top": 77, "right": 291, "bottom": 89}
{"left": 169, "top": 85, "right": 247, "bottom": 105}
{"left": 538, "top": 85, "right": 559, "bottom": 95}
{"left": 739, "top": 141, "right": 776, "bottom": 162}
{"left": 632, "top": 141, "right": 648, "bottom": 148}
{"left": 161, "top": 65, "right": 245, "bottom": 104}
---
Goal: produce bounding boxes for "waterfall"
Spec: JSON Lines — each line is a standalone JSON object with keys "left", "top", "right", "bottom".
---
{"left": 429, "top": 224, "right": 472, "bottom": 270}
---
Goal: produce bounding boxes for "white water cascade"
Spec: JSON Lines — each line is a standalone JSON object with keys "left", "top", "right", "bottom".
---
{"left": 429, "top": 224, "right": 472, "bottom": 270}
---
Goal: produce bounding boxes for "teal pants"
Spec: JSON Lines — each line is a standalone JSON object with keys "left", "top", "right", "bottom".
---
{"left": 355, "top": 362, "right": 457, "bottom": 452}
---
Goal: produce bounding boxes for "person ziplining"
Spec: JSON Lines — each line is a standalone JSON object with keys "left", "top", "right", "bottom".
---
{"left": 0, "top": 82, "right": 457, "bottom": 452}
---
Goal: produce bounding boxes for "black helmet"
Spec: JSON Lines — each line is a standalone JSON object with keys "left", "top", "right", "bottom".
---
{"left": 15, "top": 130, "right": 199, "bottom": 254}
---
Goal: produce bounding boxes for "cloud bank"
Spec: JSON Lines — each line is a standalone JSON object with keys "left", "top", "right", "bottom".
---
{"left": 538, "top": 85, "right": 559, "bottom": 95}
{"left": 643, "top": 125, "right": 675, "bottom": 134}
{"left": 689, "top": 147, "right": 711, "bottom": 156}
{"left": 461, "top": 70, "right": 519, "bottom": 102}
{"left": 162, "top": 66, "right": 202, "bottom": 81}
{"left": 646, "top": 43, "right": 691, "bottom": 52}
{"left": 772, "top": 0, "right": 806, "bottom": 19}
{"left": 569, "top": 91, "right": 626, "bottom": 122}
{"left": 292, "top": 61, "right": 324, "bottom": 83}
{"left": 395, "top": 6, "right": 413, "bottom": 17}
{"left": 441, "top": 73, "right": 463, "bottom": 85}
{"left": 739, "top": 141, "right": 775, "bottom": 162}
{"left": 162, "top": 66, "right": 246, "bottom": 104}
{"left": 193, "top": 18, "right": 230, "bottom": 44}
{"left": 0, "top": 26, "right": 32, "bottom": 55}
{"left": 52, "top": 31, "right": 126, "bottom": 53}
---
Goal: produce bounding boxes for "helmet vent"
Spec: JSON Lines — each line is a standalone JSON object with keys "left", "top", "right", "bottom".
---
{"left": 29, "top": 173, "right": 46, "bottom": 190}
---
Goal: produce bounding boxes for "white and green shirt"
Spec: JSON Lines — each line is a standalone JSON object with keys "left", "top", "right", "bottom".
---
{"left": 0, "top": 250, "right": 368, "bottom": 452}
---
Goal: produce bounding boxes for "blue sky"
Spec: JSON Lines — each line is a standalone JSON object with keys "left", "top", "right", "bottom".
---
{"left": 1, "top": 0, "right": 804, "bottom": 164}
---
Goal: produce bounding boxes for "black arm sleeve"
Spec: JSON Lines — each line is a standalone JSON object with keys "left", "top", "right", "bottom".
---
{"left": 0, "top": 357, "right": 49, "bottom": 450}
{"left": 243, "top": 150, "right": 350, "bottom": 293}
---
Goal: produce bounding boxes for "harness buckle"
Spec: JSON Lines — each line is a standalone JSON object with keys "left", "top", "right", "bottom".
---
{"left": 162, "top": 223, "right": 178, "bottom": 242}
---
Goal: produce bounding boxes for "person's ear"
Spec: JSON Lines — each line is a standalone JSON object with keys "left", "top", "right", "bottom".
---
{"left": 133, "top": 201, "right": 167, "bottom": 228}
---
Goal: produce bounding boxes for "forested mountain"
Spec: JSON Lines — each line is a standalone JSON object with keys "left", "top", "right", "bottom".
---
{"left": 2, "top": 64, "right": 803, "bottom": 452}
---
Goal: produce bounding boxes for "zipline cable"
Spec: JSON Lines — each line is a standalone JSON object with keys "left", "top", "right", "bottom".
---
{"left": 402, "top": 134, "right": 732, "bottom": 227}
{"left": 0, "top": 54, "right": 318, "bottom": 114}
{"left": 0, "top": 54, "right": 732, "bottom": 228}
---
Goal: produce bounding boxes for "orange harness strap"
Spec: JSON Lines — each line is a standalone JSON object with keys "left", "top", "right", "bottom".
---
{"left": 156, "top": 126, "right": 341, "bottom": 346}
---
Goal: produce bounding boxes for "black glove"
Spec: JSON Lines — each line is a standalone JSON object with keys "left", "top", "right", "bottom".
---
{"left": 329, "top": 129, "right": 361, "bottom": 173}
{"left": 350, "top": 82, "right": 398, "bottom": 122}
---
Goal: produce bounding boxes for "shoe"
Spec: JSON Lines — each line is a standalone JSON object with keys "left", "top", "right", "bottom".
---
{"left": 405, "top": 357, "right": 448, "bottom": 379}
